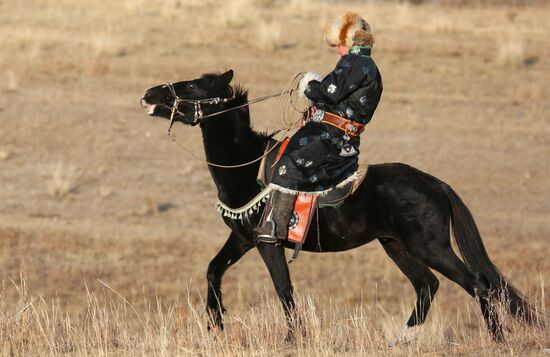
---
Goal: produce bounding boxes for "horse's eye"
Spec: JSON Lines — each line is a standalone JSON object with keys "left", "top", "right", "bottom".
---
{"left": 187, "top": 83, "right": 195, "bottom": 91}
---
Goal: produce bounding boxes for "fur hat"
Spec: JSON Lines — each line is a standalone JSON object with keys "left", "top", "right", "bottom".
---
{"left": 324, "top": 12, "right": 374, "bottom": 48}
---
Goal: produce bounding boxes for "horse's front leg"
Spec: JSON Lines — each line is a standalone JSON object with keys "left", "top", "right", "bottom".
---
{"left": 256, "top": 242, "right": 300, "bottom": 342}
{"left": 206, "top": 231, "right": 254, "bottom": 330}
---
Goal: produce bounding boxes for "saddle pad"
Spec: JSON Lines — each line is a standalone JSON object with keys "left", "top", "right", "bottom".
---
{"left": 257, "top": 138, "right": 367, "bottom": 207}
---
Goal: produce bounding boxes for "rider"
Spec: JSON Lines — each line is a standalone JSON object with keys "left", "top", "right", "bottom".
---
{"left": 255, "top": 12, "right": 383, "bottom": 244}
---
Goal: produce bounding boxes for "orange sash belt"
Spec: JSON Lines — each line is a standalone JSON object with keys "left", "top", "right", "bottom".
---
{"left": 321, "top": 112, "right": 365, "bottom": 136}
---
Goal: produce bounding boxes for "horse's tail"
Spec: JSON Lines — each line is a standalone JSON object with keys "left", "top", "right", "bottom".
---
{"left": 440, "top": 182, "right": 542, "bottom": 327}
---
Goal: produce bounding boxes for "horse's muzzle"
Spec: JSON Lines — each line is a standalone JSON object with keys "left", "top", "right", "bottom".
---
{"left": 140, "top": 98, "right": 156, "bottom": 115}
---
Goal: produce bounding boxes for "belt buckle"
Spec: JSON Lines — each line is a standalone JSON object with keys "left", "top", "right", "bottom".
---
{"left": 311, "top": 109, "right": 324, "bottom": 122}
{"left": 346, "top": 123, "right": 357, "bottom": 133}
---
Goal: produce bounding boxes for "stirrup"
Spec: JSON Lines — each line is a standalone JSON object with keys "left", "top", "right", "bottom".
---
{"left": 255, "top": 221, "right": 279, "bottom": 244}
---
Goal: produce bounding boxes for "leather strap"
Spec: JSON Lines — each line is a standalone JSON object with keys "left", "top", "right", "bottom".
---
{"left": 321, "top": 112, "right": 365, "bottom": 136}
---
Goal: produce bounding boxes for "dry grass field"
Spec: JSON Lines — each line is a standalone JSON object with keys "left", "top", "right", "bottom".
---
{"left": 0, "top": 0, "right": 549, "bottom": 355}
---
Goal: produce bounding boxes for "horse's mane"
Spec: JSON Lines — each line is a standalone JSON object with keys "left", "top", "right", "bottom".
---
{"left": 201, "top": 71, "right": 248, "bottom": 105}
{"left": 200, "top": 71, "right": 271, "bottom": 141}
{"left": 231, "top": 84, "right": 248, "bottom": 103}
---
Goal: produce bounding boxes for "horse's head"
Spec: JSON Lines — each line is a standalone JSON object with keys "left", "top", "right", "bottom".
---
{"left": 140, "top": 70, "right": 235, "bottom": 126}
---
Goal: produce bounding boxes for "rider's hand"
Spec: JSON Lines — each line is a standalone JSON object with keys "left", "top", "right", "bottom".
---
{"left": 298, "top": 72, "right": 321, "bottom": 98}
{"left": 301, "top": 106, "right": 317, "bottom": 126}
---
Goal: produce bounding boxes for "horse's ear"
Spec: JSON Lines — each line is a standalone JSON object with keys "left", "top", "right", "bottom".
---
{"left": 218, "top": 70, "right": 234, "bottom": 86}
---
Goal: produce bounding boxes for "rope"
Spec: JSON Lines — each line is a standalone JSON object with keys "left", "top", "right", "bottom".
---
{"left": 166, "top": 75, "right": 304, "bottom": 169}
{"left": 168, "top": 130, "right": 286, "bottom": 169}
{"left": 199, "top": 92, "right": 291, "bottom": 120}
{"left": 278, "top": 72, "right": 308, "bottom": 128}
{"left": 168, "top": 90, "right": 294, "bottom": 133}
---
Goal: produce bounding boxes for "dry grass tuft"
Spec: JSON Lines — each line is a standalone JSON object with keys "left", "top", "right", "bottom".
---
{"left": 5, "top": 70, "right": 19, "bottom": 92}
{"left": 0, "top": 274, "right": 547, "bottom": 356}
{"left": 159, "top": 0, "right": 183, "bottom": 18}
{"left": 0, "top": 150, "right": 11, "bottom": 161}
{"left": 124, "top": 0, "right": 145, "bottom": 14}
{"left": 394, "top": 2, "right": 414, "bottom": 29}
{"left": 496, "top": 36, "right": 525, "bottom": 67}
{"left": 219, "top": 0, "right": 260, "bottom": 28}
{"left": 287, "top": 0, "right": 317, "bottom": 17}
{"left": 98, "top": 186, "right": 113, "bottom": 198}
{"left": 425, "top": 14, "right": 459, "bottom": 33}
{"left": 47, "top": 162, "right": 81, "bottom": 198}
{"left": 90, "top": 33, "right": 117, "bottom": 58}
{"left": 255, "top": 21, "right": 282, "bottom": 52}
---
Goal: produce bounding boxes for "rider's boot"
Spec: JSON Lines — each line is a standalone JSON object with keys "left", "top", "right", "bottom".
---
{"left": 255, "top": 190, "right": 296, "bottom": 244}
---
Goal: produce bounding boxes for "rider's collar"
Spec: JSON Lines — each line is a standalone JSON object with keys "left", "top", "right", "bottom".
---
{"left": 347, "top": 46, "right": 371, "bottom": 57}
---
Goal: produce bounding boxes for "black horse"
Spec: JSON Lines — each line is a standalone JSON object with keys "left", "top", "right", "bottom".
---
{"left": 141, "top": 70, "right": 539, "bottom": 342}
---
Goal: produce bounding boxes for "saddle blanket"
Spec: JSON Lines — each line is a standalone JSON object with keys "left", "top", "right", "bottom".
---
{"left": 257, "top": 137, "right": 367, "bottom": 207}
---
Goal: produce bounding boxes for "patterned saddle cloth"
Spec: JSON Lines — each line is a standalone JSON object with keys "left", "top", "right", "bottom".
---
{"left": 257, "top": 138, "right": 368, "bottom": 207}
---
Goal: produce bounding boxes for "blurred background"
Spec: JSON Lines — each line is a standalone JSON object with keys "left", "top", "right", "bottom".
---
{"left": 0, "top": 0, "right": 548, "bottom": 354}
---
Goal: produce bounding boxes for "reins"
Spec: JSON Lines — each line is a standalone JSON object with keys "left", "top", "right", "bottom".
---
{"left": 165, "top": 82, "right": 295, "bottom": 169}
{"left": 169, "top": 133, "right": 284, "bottom": 169}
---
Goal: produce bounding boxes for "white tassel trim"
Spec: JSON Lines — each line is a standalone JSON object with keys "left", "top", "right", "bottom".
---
{"left": 215, "top": 186, "right": 272, "bottom": 221}
{"left": 335, "top": 170, "right": 363, "bottom": 189}
{"left": 216, "top": 169, "right": 367, "bottom": 220}
{"left": 268, "top": 169, "right": 365, "bottom": 197}
{"left": 268, "top": 183, "right": 333, "bottom": 196}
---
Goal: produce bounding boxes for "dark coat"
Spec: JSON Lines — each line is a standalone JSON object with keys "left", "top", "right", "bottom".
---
{"left": 305, "top": 46, "right": 383, "bottom": 125}
{"left": 270, "top": 47, "right": 383, "bottom": 194}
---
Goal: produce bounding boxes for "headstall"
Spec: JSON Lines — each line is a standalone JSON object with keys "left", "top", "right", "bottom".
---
{"left": 164, "top": 82, "right": 234, "bottom": 133}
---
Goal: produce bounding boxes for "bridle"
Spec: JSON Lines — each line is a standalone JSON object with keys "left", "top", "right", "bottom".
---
{"left": 164, "top": 82, "right": 235, "bottom": 134}
{"left": 161, "top": 82, "right": 297, "bottom": 169}
{"left": 164, "top": 82, "right": 295, "bottom": 135}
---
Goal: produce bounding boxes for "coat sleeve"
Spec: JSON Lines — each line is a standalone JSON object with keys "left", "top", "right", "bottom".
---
{"left": 304, "top": 58, "right": 368, "bottom": 106}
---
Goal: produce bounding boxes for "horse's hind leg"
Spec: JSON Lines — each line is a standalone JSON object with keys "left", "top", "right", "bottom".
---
{"left": 381, "top": 238, "right": 439, "bottom": 326}
{"left": 206, "top": 232, "right": 254, "bottom": 330}
{"left": 380, "top": 238, "right": 439, "bottom": 344}
{"left": 409, "top": 244, "right": 504, "bottom": 341}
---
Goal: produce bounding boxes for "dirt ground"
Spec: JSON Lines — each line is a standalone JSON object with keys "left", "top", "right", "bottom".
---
{"left": 0, "top": 0, "right": 549, "bottom": 355}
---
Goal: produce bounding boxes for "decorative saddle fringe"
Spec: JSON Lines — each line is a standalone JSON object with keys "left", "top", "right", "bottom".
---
{"left": 267, "top": 169, "right": 365, "bottom": 197}
{"left": 215, "top": 169, "right": 366, "bottom": 221}
{"left": 335, "top": 170, "right": 363, "bottom": 189}
{"left": 215, "top": 186, "right": 272, "bottom": 220}
{"left": 268, "top": 183, "right": 333, "bottom": 196}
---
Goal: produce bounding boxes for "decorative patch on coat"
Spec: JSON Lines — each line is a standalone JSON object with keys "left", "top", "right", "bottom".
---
{"left": 327, "top": 84, "right": 337, "bottom": 94}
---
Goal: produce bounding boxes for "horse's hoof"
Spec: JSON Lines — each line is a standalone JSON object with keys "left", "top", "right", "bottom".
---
{"left": 206, "top": 314, "right": 224, "bottom": 332}
{"left": 284, "top": 331, "right": 296, "bottom": 344}
{"left": 491, "top": 329, "right": 505, "bottom": 343}
{"left": 207, "top": 323, "right": 224, "bottom": 332}
{"left": 389, "top": 325, "right": 421, "bottom": 347}
{"left": 206, "top": 305, "right": 226, "bottom": 332}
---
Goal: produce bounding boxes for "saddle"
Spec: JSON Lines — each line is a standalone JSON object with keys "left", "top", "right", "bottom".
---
{"left": 256, "top": 138, "right": 367, "bottom": 261}
{"left": 257, "top": 138, "right": 367, "bottom": 207}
